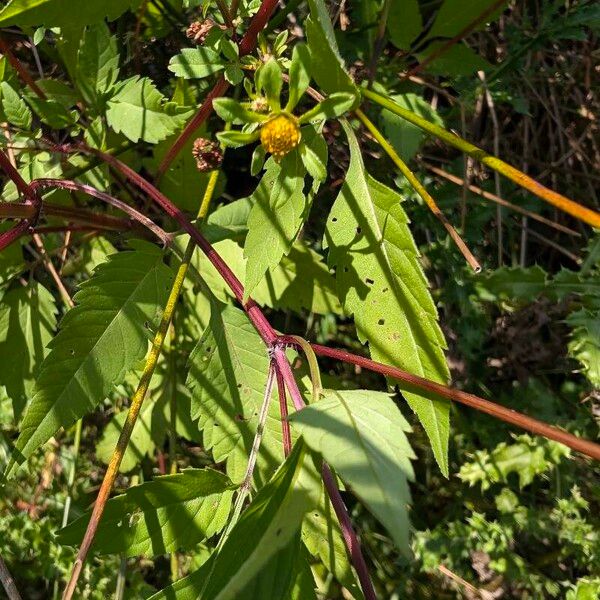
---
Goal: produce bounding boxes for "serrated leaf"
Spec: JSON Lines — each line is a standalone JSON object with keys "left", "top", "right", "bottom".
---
{"left": 475, "top": 265, "right": 548, "bottom": 302}
{"left": 4, "top": 242, "right": 173, "bottom": 478}
{"left": 305, "top": 0, "right": 357, "bottom": 95}
{"left": 1, "top": 82, "right": 32, "bottom": 130}
{"left": 58, "top": 468, "right": 234, "bottom": 556}
{"left": 107, "top": 76, "right": 190, "bottom": 144}
{"left": 187, "top": 303, "right": 288, "bottom": 485}
{"left": 0, "top": 0, "right": 142, "bottom": 27}
{"left": 168, "top": 48, "right": 226, "bottom": 80}
{"left": 302, "top": 484, "right": 363, "bottom": 598}
{"left": 194, "top": 239, "right": 341, "bottom": 315}
{"left": 148, "top": 441, "right": 319, "bottom": 600}
{"left": 0, "top": 284, "right": 56, "bottom": 420}
{"left": 290, "top": 389, "right": 415, "bottom": 556}
{"left": 244, "top": 152, "right": 307, "bottom": 299}
{"left": 566, "top": 309, "right": 600, "bottom": 387}
{"left": 24, "top": 91, "right": 77, "bottom": 129}
{"left": 324, "top": 122, "right": 450, "bottom": 475}
{"left": 76, "top": 22, "right": 120, "bottom": 104}
{"left": 387, "top": 0, "right": 421, "bottom": 50}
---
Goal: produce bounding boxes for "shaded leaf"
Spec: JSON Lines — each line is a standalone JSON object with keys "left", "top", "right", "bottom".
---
{"left": 0, "top": 284, "right": 56, "bottom": 420}
{"left": 186, "top": 303, "right": 288, "bottom": 485}
{"left": 290, "top": 389, "right": 415, "bottom": 556}
{"left": 4, "top": 241, "right": 173, "bottom": 478}
{"left": 58, "top": 468, "right": 235, "bottom": 556}
{"left": 324, "top": 122, "right": 450, "bottom": 474}
{"left": 168, "top": 48, "right": 226, "bottom": 80}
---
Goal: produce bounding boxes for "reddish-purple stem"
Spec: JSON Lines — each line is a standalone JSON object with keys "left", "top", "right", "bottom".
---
{"left": 0, "top": 220, "right": 29, "bottom": 251}
{"left": 30, "top": 179, "right": 172, "bottom": 245}
{"left": 322, "top": 464, "right": 378, "bottom": 600}
{"left": 279, "top": 338, "right": 600, "bottom": 462}
{"left": 272, "top": 346, "right": 378, "bottom": 597}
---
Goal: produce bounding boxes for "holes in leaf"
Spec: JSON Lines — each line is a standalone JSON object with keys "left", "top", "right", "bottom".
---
{"left": 205, "top": 346, "right": 211, "bottom": 353}
{"left": 365, "top": 278, "right": 374, "bottom": 285}
{"left": 356, "top": 226, "right": 362, "bottom": 235}
{"left": 70, "top": 349, "right": 75, "bottom": 356}
{"left": 331, "top": 217, "right": 337, "bottom": 222}
{"left": 382, "top": 287, "right": 389, "bottom": 293}
{"left": 378, "top": 318, "right": 385, "bottom": 325}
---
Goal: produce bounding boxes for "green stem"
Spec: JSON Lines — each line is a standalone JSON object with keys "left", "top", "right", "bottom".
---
{"left": 287, "top": 335, "right": 322, "bottom": 403}
{"left": 361, "top": 87, "right": 600, "bottom": 229}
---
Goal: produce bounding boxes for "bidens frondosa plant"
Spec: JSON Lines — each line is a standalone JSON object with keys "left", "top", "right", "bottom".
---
{"left": 0, "top": 0, "right": 600, "bottom": 599}
{"left": 213, "top": 49, "right": 355, "bottom": 164}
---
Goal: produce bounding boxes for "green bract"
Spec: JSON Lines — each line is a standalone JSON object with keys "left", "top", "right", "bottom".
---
{"left": 213, "top": 48, "right": 356, "bottom": 161}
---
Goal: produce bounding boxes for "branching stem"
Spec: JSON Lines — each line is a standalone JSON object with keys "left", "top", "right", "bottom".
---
{"left": 361, "top": 87, "right": 600, "bottom": 228}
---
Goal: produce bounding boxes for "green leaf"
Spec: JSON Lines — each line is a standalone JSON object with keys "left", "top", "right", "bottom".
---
{"left": 58, "top": 468, "right": 235, "bottom": 556}
{"left": 106, "top": 76, "right": 190, "bottom": 144}
{"left": 0, "top": 284, "right": 56, "bottom": 420}
{"left": 187, "top": 303, "right": 289, "bottom": 485}
{"left": 0, "top": 0, "right": 142, "bottom": 27}
{"left": 324, "top": 122, "right": 450, "bottom": 475}
{"left": 475, "top": 266, "right": 548, "bottom": 302}
{"left": 4, "top": 242, "right": 173, "bottom": 478}
{"left": 1, "top": 82, "right": 32, "bottom": 130}
{"left": 216, "top": 129, "right": 260, "bottom": 148}
{"left": 286, "top": 44, "right": 311, "bottom": 112}
{"left": 387, "top": 0, "right": 422, "bottom": 50}
{"left": 256, "top": 58, "right": 282, "bottom": 111}
{"left": 305, "top": 0, "right": 358, "bottom": 95}
{"left": 379, "top": 93, "right": 444, "bottom": 162}
{"left": 244, "top": 153, "right": 307, "bottom": 299}
{"left": 95, "top": 394, "right": 159, "bottom": 473}
{"left": 427, "top": 0, "right": 507, "bottom": 39}
{"left": 459, "top": 434, "right": 570, "bottom": 491}
{"left": 76, "top": 22, "right": 120, "bottom": 104}
{"left": 168, "top": 48, "right": 226, "bottom": 80}
{"left": 417, "top": 43, "right": 491, "bottom": 76}
{"left": 290, "top": 389, "right": 415, "bottom": 556}
{"left": 566, "top": 309, "right": 600, "bottom": 387}
{"left": 302, "top": 484, "right": 363, "bottom": 598}
{"left": 193, "top": 239, "right": 342, "bottom": 316}
{"left": 298, "top": 92, "right": 356, "bottom": 124}
{"left": 213, "top": 97, "right": 266, "bottom": 123}
{"left": 149, "top": 441, "right": 319, "bottom": 600}
{"left": 299, "top": 125, "right": 328, "bottom": 182}
{"left": 24, "top": 91, "right": 78, "bottom": 129}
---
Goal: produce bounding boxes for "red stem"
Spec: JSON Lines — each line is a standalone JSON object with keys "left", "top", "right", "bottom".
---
{"left": 281, "top": 339, "right": 600, "bottom": 462}
{"left": 0, "top": 220, "right": 29, "bottom": 251}
{"left": 30, "top": 179, "right": 172, "bottom": 245}
{"left": 0, "top": 38, "right": 46, "bottom": 99}
{"left": 157, "top": 0, "right": 280, "bottom": 176}
{"left": 322, "top": 464, "right": 377, "bottom": 600}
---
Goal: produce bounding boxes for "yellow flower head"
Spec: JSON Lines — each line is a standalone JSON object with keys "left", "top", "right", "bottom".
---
{"left": 260, "top": 113, "right": 301, "bottom": 160}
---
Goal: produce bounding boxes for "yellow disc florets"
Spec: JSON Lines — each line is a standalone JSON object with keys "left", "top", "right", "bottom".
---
{"left": 260, "top": 113, "right": 301, "bottom": 160}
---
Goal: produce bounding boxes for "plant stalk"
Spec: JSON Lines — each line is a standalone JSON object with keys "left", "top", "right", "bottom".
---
{"left": 61, "top": 170, "right": 220, "bottom": 599}
{"left": 361, "top": 87, "right": 600, "bottom": 228}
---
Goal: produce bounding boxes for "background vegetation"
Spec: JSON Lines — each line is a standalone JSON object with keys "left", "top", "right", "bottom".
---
{"left": 0, "top": 0, "right": 599, "bottom": 598}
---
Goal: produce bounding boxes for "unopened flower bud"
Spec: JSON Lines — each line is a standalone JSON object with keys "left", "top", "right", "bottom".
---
{"left": 250, "top": 97, "right": 269, "bottom": 114}
{"left": 192, "top": 138, "right": 223, "bottom": 172}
